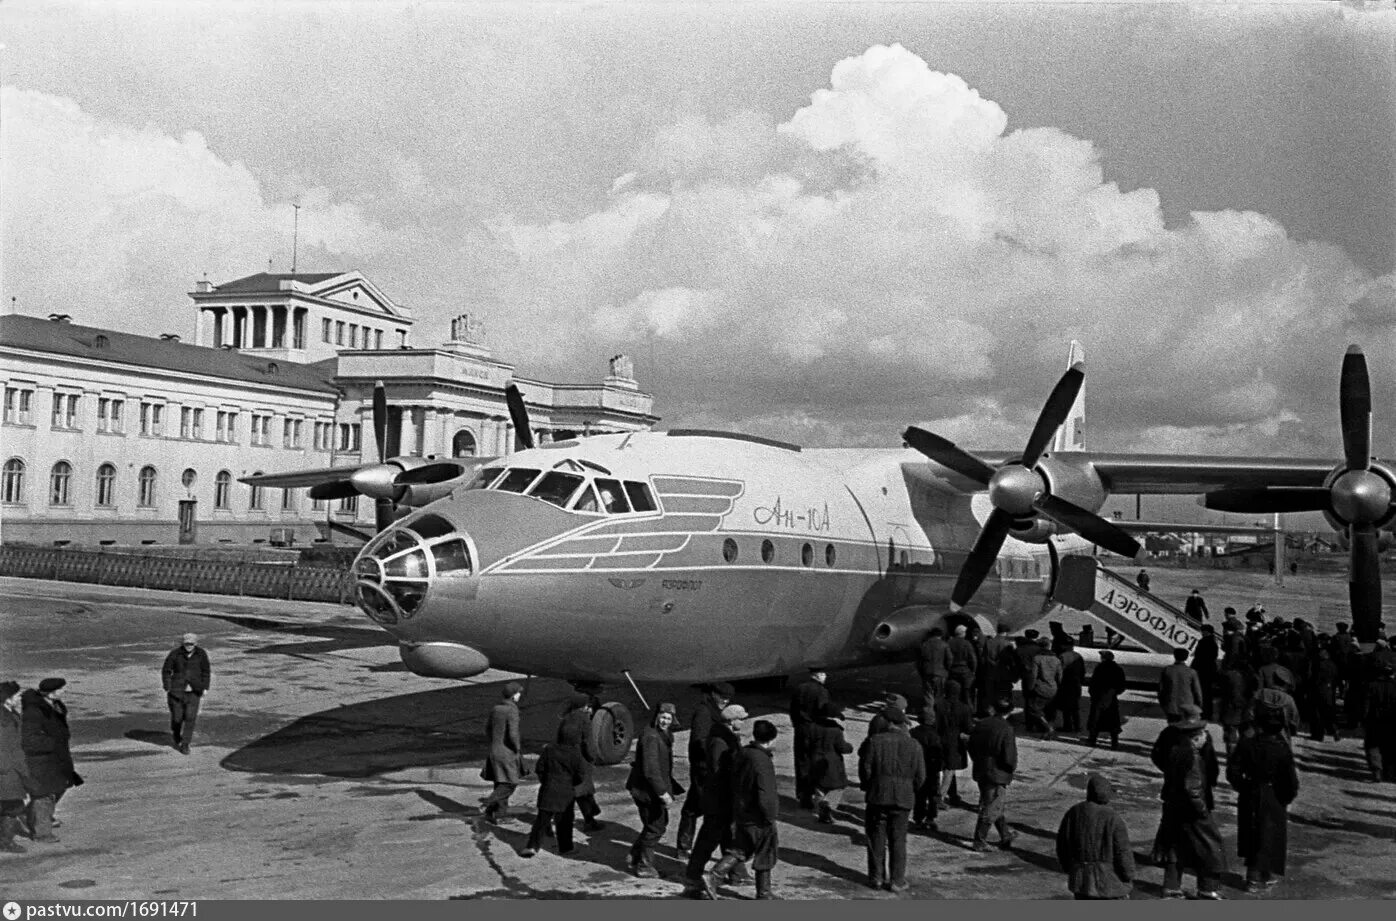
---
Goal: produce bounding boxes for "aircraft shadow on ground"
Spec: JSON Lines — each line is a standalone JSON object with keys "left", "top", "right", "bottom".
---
{"left": 191, "top": 611, "right": 395, "bottom": 658}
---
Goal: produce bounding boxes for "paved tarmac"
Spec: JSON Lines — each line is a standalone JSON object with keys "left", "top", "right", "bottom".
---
{"left": 0, "top": 572, "right": 1394, "bottom": 900}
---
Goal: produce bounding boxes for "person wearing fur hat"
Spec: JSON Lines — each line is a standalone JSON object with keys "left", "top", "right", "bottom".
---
{"left": 1152, "top": 711, "right": 1228, "bottom": 899}
{"left": 1055, "top": 774, "right": 1134, "bottom": 899}
{"left": 789, "top": 668, "right": 830, "bottom": 809}
{"left": 557, "top": 692, "right": 604, "bottom": 832}
{"left": 1227, "top": 707, "right": 1299, "bottom": 893}
{"left": 683, "top": 702, "right": 749, "bottom": 898}
{"left": 858, "top": 704, "right": 925, "bottom": 891}
{"left": 1, "top": 681, "right": 33, "bottom": 854}
{"left": 676, "top": 681, "right": 733, "bottom": 858}
{"left": 480, "top": 681, "right": 527, "bottom": 823}
{"left": 707, "top": 719, "right": 781, "bottom": 899}
{"left": 968, "top": 697, "right": 1018, "bottom": 852}
{"left": 22, "top": 677, "right": 80, "bottom": 844}
{"left": 161, "top": 633, "right": 210, "bottom": 754}
{"left": 808, "top": 704, "right": 853, "bottom": 825}
{"left": 626, "top": 702, "right": 684, "bottom": 878}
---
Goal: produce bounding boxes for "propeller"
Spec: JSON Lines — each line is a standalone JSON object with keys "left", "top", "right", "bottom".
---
{"left": 505, "top": 383, "right": 535, "bottom": 451}
{"left": 1203, "top": 345, "right": 1392, "bottom": 642}
{"left": 904, "top": 362, "right": 1141, "bottom": 612}
{"left": 369, "top": 380, "right": 396, "bottom": 532}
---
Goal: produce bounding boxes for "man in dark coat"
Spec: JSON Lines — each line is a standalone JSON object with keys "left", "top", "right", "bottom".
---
{"left": 978, "top": 623, "right": 1017, "bottom": 718}
{"left": 808, "top": 704, "right": 852, "bottom": 824}
{"left": 946, "top": 625, "right": 979, "bottom": 703}
{"left": 909, "top": 704, "right": 943, "bottom": 831}
{"left": 1052, "top": 640, "right": 1086, "bottom": 734}
{"left": 1136, "top": 569, "right": 1151, "bottom": 592}
{"left": 1028, "top": 637, "right": 1063, "bottom": 738}
{"left": 1227, "top": 709, "right": 1299, "bottom": 892}
{"left": 0, "top": 681, "right": 33, "bottom": 854}
{"left": 707, "top": 720, "right": 781, "bottom": 900}
{"left": 1087, "top": 651, "right": 1127, "bottom": 749}
{"left": 676, "top": 681, "right": 731, "bottom": 857}
{"left": 1055, "top": 773, "right": 1134, "bottom": 899}
{"left": 936, "top": 680, "right": 973, "bottom": 807}
{"left": 1191, "top": 626, "right": 1221, "bottom": 720}
{"left": 1217, "top": 657, "right": 1256, "bottom": 756}
{"left": 858, "top": 705, "right": 926, "bottom": 892}
{"left": 1184, "top": 589, "right": 1211, "bottom": 623}
{"left": 480, "top": 682, "right": 526, "bottom": 823}
{"left": 557, "top": 692, "right": 603, "bottom": 832}
{"left": 917, "top": 629, "right": 951, "bottom": 707}
{"left": 522, "top": 724, "right": 585, "bottom": 858}
{"left": 21, "top": 677, "right": 79, "bottom": 844}
{"left": 1158, "top": 648, "right": 1204, "bottom": 723}
{"left": 968, "top": 697, "right": 1018, "bottom": 851}
{"left": 1308, "top": 647, "right": 1340, "bottom": 743}
{"left": 683, "top": 703, "right": 748, "bottom": 898}
{"left": 1152, "top": 712, "right": 1227, "bottom": 898}
{"left": 1362, "top": 661, "right": 1396, "bottom": 782}
{"left": 161, "top": 633, "right": 210, "bottom": 754}
{"left": 626, "top": 702, "right": 683, "bottom": 877}
{"left": 789, "top": 668, "right": 830, "bottom": 809}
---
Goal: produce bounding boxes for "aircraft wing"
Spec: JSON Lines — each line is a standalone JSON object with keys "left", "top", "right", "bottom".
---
{"left": 238, "top": 465, "right": 358, "bottom": 488}
{"left": 1058, "top": 453, "right": 1334, "bottom": 495}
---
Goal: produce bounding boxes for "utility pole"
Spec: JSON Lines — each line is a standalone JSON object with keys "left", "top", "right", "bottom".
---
{"left": 291, "top": 203, "right": 301, "bottom": 277}
{"left": 1273, "top": 512, "right": 1284, "bottom": 587}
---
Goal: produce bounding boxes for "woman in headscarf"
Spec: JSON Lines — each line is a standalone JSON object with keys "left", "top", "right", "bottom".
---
{"left": 1228, "top": 706, "right": 1299, "bottom": 892}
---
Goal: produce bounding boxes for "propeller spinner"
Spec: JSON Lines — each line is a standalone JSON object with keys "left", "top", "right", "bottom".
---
{"left": 1205, "top": 345, "right": 1393, "bottom": 643}
{"left": 905, "top": 362, "right": 1141, "bottom": 612}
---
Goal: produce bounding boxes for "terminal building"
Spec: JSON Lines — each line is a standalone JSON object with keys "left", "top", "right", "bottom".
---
{"left": 1, "top": 271, "right": 658, "bottom": 547}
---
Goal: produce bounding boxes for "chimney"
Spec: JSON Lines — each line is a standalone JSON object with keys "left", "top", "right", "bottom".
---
{"left": 47, "top": 313, "right": 71, "bottom": 323}
{"left": 195, "top": 279, "right": 213, "bottom": 293}
{"left": 160, "top": 333, "right": 182, "bottom": 342}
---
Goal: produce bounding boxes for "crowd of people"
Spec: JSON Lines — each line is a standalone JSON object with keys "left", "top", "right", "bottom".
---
{"left": 470, "top": 603, "right": 1396, "bottom": 900}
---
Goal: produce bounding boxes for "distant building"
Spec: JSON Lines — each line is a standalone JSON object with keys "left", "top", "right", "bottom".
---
{"left": 1, "top": 272, "right": 657, "bottom": 546}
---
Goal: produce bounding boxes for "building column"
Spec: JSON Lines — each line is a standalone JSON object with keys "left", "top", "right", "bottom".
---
{"left": 272, "top": 306, "right": 287, "bottom": 349}
{"left": 399, "top": 406, "right": 419, "bottom": 458}
{"left": 420, "top": 408, "right": 442, "bottom": 458}
{"left": 293, "top": 307, "right": 306, "bottom": 350}
{"left": 212, "top": 309, "right": 226, "bottom": 347}
{"left": 194, "top": 308, "right": 206, "bottom": 346}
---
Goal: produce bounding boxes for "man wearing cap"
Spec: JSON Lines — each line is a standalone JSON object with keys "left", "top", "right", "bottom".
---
{"left": 557, "top": 693, "right": 604, "bottom": 832}
{"left": 1158, "top": 647, "right": 1204, "bottom": 724}
{"left": 22, "top": 677, "right": 79, "bottom": 844}
{"left": 947, "top": 625, "right": 979, "bottom": 704}
{"left": 859, "top": 704, "right": 925, "bottom": 891}
{"left": 1185, "top": 589, "right": 1211, "bottom": 623}
{"left": 1028, "top": 636, "right": 1063, "bottom": 739}
{"left": 161, "top": 633, "right": 211, "bottom": 754}
{"left": 1086, "top": 651, "right": 1127, "bottom": 749}
{"left": 1055, "top": 773, "right": 1134, "bottom": 899}
{"left": 789, "top": 668, "right": 830, "bottom": 809}
{"left": 917, "top": 628, "right": 951, "bottom": 707}
{"left": 968, "top": 697, "right": 1018, "bottom": 852}
{"left": 1152, "top": 710, "right": 1227, "bottom": 898}
{"left": 626, "top": 702, "right": 683, "bottom": 878}
{"left": 676, "top": 681, "right": 732, "bottom": 858}
{"left": 480, "top": 682, "right": 526, "bottom": 823}
{"left": 709, "top": 719, "right": 781, "bottom": 899}
{"left": 0, "top": 681, "right": 33, "bottom": 854}
{"left": 683, "top": 702, "right": 748, "bottom": 898}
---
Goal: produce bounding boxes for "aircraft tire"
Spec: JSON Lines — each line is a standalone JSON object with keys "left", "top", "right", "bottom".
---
{"left": 590, "top": 702, "right": 635, "bottom": 765}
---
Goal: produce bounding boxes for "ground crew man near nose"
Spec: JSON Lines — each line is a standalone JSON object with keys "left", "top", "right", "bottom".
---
{"left": 683, "top": 703, "right": 748, "bottom": 898}
{"left": 676, "top": 682, "right": 732, "bottom": 857}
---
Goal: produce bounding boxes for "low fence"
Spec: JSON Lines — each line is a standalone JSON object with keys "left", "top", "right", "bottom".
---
{"left": 0, "top": 545, "right": 357, "bottom": 604}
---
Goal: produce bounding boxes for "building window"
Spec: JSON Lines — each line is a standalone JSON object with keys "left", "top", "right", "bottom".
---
{"left": 140, "top": 402, "right": 164, "bottom": 436}
{"left": 338, "top": 495, "right": 358, "bottom": 514}
{"left": 192, "top": 408, "right": 203, "bottom": 440}
{"left": 52, "top": 393, "right": 79, "bottom": 429}
{"left": 398, "top": 329, "right": 407, "bottom": 348}
{"left": 251, "top": 413, "right": 272, "bottom": 446}
{"left": 49, "top": 461, "right": 73, "bottom": 506}
{"left": 322, "top": 318, "right": 332, "bottom": 343}
{"left": 180, "top": 407, "right": 192, "bottom": 439}
{"left": 281, "top": 488, "right": 295, "bottom": 511}
{"left": 452, "top": 430, "right": 477, "bottom": 457}
{"left": 282, "top": 418, "right": 303, "bottom": 448}
{"left": 138, "top": 466, "right": 157, "bottom": 507}
{"left": 95, "top": 463, "right": 117, "bottom": 507}
{"left": 2, "top": 458, "right": 25, "bottom": 503}
{"left": 249, "top": 475, "right": 264, "bottom": 510}
{"left": 311, "top": 497, "right": 326, "bottom": 511}
{"left": 97, "top": 397, "right": 125, "bottom": 433}
{"left": 374, "top": 329, "right": 383, "bottom": 349}
{"left": 214, "top": 470, "right": 231, "bottom": 509}
{"left": 335, "top": 321, "right": 345, "bottom": 345}
{"left": 338, "top": 423, "right": 361, "bottom": 452}
{"left": 181, "top": 468, "right": 197, "bottom": 492}
{"left": 349, "top": 324, "right": 359, "bottom": 348}
{"left": 4, "top": 387, "right": 34, "bottom": 425}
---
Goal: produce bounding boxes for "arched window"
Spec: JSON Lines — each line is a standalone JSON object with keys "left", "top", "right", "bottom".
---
{"left": 2, "top": 458, "right": 24, "bottom": 504}
{"left": 181, "top": 468, "right": 197, "bottom": 493}
{"left": 138, "top": 466, "right": 157, "bottom": 507}
{"left": 249, "top": 471, "right": 264, "bottom": 510}
{"left": 452, "top": 429, "right": 477, "bottom": 458}
{"left": 96, "top": 463, "right": 117, "bottom": 507}
{"left": 49, "top": 461, "right": 73, "bottom": 506}
{"left": 214, "top": 470, "right": 232, "bottom": 509}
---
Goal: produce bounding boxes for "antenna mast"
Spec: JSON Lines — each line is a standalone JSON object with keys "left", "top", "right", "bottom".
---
{"left": 291, "top": 203, "right": 301, "bottom": 277}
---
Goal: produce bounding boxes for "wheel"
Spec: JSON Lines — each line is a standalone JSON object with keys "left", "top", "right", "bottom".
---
{"left": 590, "top": 701, "right": 635, "bottom": 765}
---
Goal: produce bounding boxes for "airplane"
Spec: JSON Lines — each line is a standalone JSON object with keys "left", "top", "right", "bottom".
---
{"left": 243, "top": 343, "right": 1391, "bottom": 763}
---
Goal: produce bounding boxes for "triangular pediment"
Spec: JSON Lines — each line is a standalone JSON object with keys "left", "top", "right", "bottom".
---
{"left": 312, "top": 272, "right": 407, "bottom": 319}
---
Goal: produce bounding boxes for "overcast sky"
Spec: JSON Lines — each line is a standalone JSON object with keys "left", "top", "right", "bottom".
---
{"left": 3, "top": 0, "right": 1394, "bottom": 474}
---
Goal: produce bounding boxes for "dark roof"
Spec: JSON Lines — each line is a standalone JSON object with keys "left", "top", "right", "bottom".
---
{"left": 0, "top": 314, "right": 338, "bottom": 394}
{"left": 207, "top": 272, "right": 342, "bottom": 294}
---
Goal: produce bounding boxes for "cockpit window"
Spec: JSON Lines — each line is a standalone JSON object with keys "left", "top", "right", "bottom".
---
{"left": 465, "top": 466, "right": 504, "bottom": 490}
{"left": 408, "top": 514, "right": 455, "bottom": 541}
{"left": 528, "top": 471, "right": 585, "bottom": 508}
{"left": 624, "top": 480, "right": 658, "bottom": 512}
{"left": 571, "top": 483, "right": 600, "bottom": 513}
{"left": 384, "top": 549, "right": 429, "bottom": 578}
{"left": 595, "top": 478, "right": 630, "bottom": 514}
{"left": 494, "top": 468, "right": 541, "bottom": 493}
{"left": 431, "top": 539, "right": 472, "bottom": 574}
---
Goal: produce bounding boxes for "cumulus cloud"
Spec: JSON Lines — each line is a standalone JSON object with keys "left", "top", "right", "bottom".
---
{"left": 1, "top": 86, "right": 397, "bottom": 336}
{"left": 489, "top": 43, "right": 1380, "bottom": 454}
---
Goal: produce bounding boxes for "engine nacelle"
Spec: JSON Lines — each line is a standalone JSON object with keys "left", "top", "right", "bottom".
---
{"left": 1008, "top": 517, "right": 1059, "bottom": 544}
{"left": 1035, "top": 454, "right": 1108, "bottom": 516}
{"left": 868, "top": 606, "right": 942, "bottom": 653}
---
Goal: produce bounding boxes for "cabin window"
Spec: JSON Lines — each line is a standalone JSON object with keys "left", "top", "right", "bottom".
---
{"left": 801, "top": 543, "right": 814, "bottom": 567}
{"left": 494, "top": 468, "right": 541, "bottom": 493}
{"left": 761, "top": 539, "right": 775, "bottom": 563}
{"left": 825, "top": 543, "right": 837, "bottom": 567}
{"left": 529, "top": 471, "right": 585, "bottom": 508}
{"left": 723, "top": 538, "right": 738, "bottom": 563}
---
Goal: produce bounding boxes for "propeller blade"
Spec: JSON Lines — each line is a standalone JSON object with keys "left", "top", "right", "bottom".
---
{"left": 1203, "top": 487, "right": 1332, "bottom": 515}
{"left": 904, "top": 427, "right": 995, "bottom": 486}
{"left": 307, "top": 479, "right": 360, "bottom": 501}
{"left": 1035, "top": 494, "right": 1141, "bottom": 559}
{"left": 1021, "top": 364, "right": 1084, "bottom": 467}
{"left": 506, "top": 383, "right": 535, "bottom": 451}
{"left": 951, "top": 507, "right": 1014, "bottom": 608}
{"left": 396, "top": 461, "right": 469, "bottom": 485}
{"left": 372, "top": 380, "right": 388, "bottom": 463}
{"left": 374, "top": 496, "right": 396, "bottom": 534}
{"left": 1340, "top": 345, "right": 1371, "bottom": 471}
{"left": 1349, "top": 523, "right": 1383, "bottom": 644}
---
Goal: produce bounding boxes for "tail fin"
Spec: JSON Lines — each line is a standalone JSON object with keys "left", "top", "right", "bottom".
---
{"left": 1051, "top": 340, "right": 1086, "bottom": 452}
